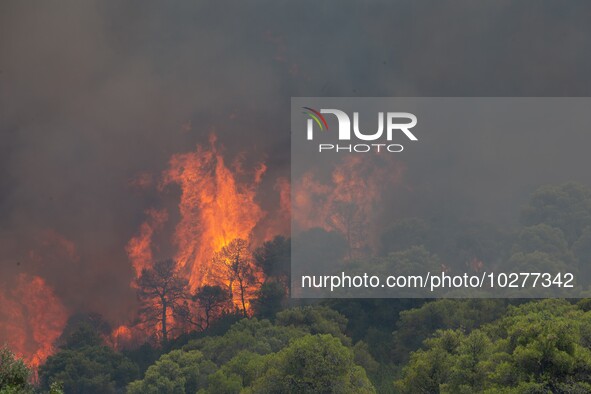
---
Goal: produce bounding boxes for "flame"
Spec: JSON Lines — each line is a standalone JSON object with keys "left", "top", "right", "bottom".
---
{"left": 126, "top": 208, "right": 169, "bottom": 277}
{"left": 108, "top": 324, "right": 147, "bottom": 350}
{"left": 123, "top": 135, "right": 270, "bottom": 339}
{"left": 161, "top": 136, "right": 266, "bottom": 291}
{"left": 110, "top": 325, "right": 133, "bottom": 347}
{"left": 0, "top": 274, "right": 68, "bottom": 369}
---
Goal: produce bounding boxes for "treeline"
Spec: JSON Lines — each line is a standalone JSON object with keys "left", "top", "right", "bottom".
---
{"left": 5, "top": 298, "right": 591, "bottom": 393}
{"left": 4, "top": 182, "right": 591, "bottom": 393}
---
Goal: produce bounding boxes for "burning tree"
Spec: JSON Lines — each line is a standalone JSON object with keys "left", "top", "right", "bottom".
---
{"left": 161, "top": 138, "right": 266, "bottom": 292}
{"left": 127, "top": 140, "right": 270, "bottom": 331}
{"left": 193, "top": 285, "right": 232, "bottom": 329}
{"left": 136, "top": 259, "right": 189, "bottom": 344}
{"left": 212, "top": 238, "right": 256, "bottom": 317}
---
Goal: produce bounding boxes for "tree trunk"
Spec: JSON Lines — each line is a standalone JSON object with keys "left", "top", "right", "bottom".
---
{"left": 161, "top": 300, "right": 168, "bottom": 343}
{"left": 238, "top": 278, "right": 247, "bottom": 317}
{"left": 205, "top": 304, "right": 211, "bottom": 329}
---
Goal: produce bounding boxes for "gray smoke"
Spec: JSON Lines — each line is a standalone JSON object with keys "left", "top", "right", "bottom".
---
{"left": 1, "top": 0, "right": 591, "bottom": 323}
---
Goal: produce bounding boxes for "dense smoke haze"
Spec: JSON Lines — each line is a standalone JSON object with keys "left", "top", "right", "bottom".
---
{"left": 2, "top": 0, "right": 591, "bottom": 364}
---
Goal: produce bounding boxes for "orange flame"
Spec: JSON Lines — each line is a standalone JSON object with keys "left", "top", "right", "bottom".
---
{"left": 108, "top": 324, "right": 148, "bottom": 350}
{"left": 161, "top": 136, "right": 266, "bottom": 291}
{"left": 126, "top": 208, "right": 169, "bottom": 277}
{"left": 0, "top": 274, "right": 68, "bottom": 369}
{"left": 123, "top": 135, "right": 270, "bottom": 340}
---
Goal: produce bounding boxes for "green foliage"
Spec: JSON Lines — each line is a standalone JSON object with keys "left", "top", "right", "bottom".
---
{"left": 56, "top": 313, "right": 111, "bottom": 350}
{"left": 61, "top": 323, "right": 105, "bottom": 350}
{"left": 275, "top": 305, "right": 350, "bottom": 344}
{"left": 247, "top": 334, "right": 375, "bottom": 393}
{"left": 120, "top": 297, "right": 591, "bottom": 393}
{"left": 127, "top": 349, "right": 215, "bottom": 394}
{"left": 511, "top": 224, "right": 573, "bottom": 262}
{"left": 392, "top": 299, "right": 507, "bottom": 362}
{"left": 205, "top": 350, "right": 267, "bottom": 393}
{"left": 0, "top": 346, "right": 33, "bottom": 394}
{"left": 352, "top": 341, "right": 380, "bottom": 375}
{"left": 123, "top": 342, "right": 161, "bottom": 377}
{"left": 39, "top": 345, "right": 138, "bottom": 394}
{"left": 395, "top": 299, "right": 591, "bottom": 393}
{"left": 48, "top": 381, "right": 65, "bottom": 394}
{"left": 327, "top": 298, "right": 422, "bottom": 363}
{"left": 127, "top": 308, "right": 373, "bottom": 393}
{"left": 252, "top": 281, "right": 287, "bottom": 320}
{"left": 253, "top": 235, "right": 290, "bottom": 283}
{"left": 251, "top": 237, "right": 291, "bottom": 322}
{"left": 183, "top": 318, "right": 306, "bottom": 365}
{"left": 206, "top": 369, "right": 243, "bottom": 394}
{"left": 518, "top": 183, "right": 591, "bottom": 288}
{"left": 521, "top": 182, "right": 591, "bottom": 244}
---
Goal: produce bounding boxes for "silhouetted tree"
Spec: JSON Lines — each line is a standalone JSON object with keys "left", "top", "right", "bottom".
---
{"left": 253, "top": 237, "right": 290, "bottom": 319}
{"left": 253, "top": 236, "right": 291, "bottom": 285}
{"left": 253, "top": 281, "right": 286, "bottom": 320}
{"left": 213, "top": 239, "right": 255, "bottom": 317}
{"left": 194, "top": 285, "right": 231, "bottom": 329}
{"left": 136, "top": 259, "right": 189, "bottom": 344}
{"left": 56, "top": 313, "right": 111, "bottom": 350}
{"left": 61, "top": 322, "right": 104, "bottom": 350}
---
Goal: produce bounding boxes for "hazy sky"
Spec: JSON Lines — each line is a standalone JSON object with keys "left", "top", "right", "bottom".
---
{"left": 2, "top": 0, "right": 591, "bottom": 323}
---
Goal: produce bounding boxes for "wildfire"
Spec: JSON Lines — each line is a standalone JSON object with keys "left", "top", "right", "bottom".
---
{"left": 124, "top": 134, "right": 269, "bottom": 330}
{"left": 0, "top": 274, "right": 68, "bottom": 369}
{"left": 1, "top": 137, "right": 405, "bottom": 362}
{"left": 161, "top": 135, "right": 266, "bottom": 291}
{"left": 293, "top": 155, "right": 404, "bottom": 255}
{"left": 1, "top": 133, "right": 406, "bottom": 366}
{"left": 108, "top": 324, "right": 147, "bottom": 351}
{"left": 126, "top": 208, "right": 169, "bottom": 278}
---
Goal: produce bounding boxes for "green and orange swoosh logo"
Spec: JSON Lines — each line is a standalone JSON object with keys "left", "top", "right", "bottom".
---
{"left": 302, "top": 107, "right": 329, "bottom": 130}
